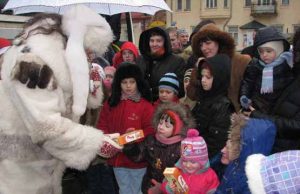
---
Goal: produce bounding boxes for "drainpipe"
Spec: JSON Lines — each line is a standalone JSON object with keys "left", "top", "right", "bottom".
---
{"left": 223, "top": 0, "right": 232, "bottom": 31}
{"left": 170, "top": 0, "right": 173, "bottom": 25}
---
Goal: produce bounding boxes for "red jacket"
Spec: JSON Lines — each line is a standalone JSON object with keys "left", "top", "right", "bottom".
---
{"left": 97, "top": 98, "right": 154, "bottom": 168}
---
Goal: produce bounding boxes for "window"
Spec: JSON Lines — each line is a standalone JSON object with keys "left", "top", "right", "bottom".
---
{"left": 206, "top": 0, "right": 217, "bottom": 8}
{"left": 282, "top": 0, "right": 289, "bottom": 5}
{"left": 245, "top": 0, "right": 251, "bottom": 7}
{"left": 258, "top": 0, "right": 274, "bottom": 5}
{"left": 185, "top": 0, "right": 191, "bottom": 11}
{"left": 228, "top": 26, "right": 239, "bottom": 44}
{"left": 224, "top": 0, "right": 228, "bottom": 8}
{"left": 177, "top": 0, "right": 182, "bottom": 10}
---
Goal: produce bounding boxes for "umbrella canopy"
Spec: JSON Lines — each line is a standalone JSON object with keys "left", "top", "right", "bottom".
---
{"left": 2, "top": 0, "right": 171, "bottom": 15}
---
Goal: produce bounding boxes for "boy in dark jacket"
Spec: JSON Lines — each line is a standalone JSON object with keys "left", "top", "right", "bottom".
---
{"left": 240, "top": 26, "right": 294, "bottom": 115}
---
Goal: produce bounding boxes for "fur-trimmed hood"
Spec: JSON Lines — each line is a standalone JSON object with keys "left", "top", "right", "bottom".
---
{"left": 227, "top": 114, "right": 277, "bottom": 162}
{"left": 191, "top": 24, "right": 235, "bottom": 58}
{"left": 152, "top": 102, "right": 195, "bottom": 137}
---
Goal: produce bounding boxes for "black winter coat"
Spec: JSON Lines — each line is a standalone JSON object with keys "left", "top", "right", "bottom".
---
{"left": 192, "top": 96, "right": 234, "bottom": 159}
{"left": 123, "top": 135, "right": 181, "bottom": 194}
{"left": 240, "top": 58, "right": 294, "bottom": 114}
{"left": 251, "top": 75, "right": 300, "bottom": 152}
{"left": 137, "top": 27, "right": 186, "bottom": 101}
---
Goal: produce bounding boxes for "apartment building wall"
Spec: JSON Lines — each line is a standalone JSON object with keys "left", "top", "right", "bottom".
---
{"left": 165, "top": 0, "right": 300, "bottom": 50}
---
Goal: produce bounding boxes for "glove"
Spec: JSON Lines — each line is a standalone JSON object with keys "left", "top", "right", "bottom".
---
{"left": 148, "top": 179, "right": 162, "bottom": 194}
{"left": 240, "top": 95, "right": 252, "bottom": 109}
{"left": 98, "top": 133, "right": 123, "bottom": 158}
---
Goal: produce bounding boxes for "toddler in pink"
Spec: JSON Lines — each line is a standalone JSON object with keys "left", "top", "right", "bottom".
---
{"left": 161, "top": 129, "right": 219, "bottom": 194}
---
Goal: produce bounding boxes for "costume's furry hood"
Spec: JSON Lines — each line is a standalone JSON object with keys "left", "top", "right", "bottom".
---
{"left": 4, "top": 5, "right": 113, "bottom": 119}
{"left": 192, "top": 24, "right": 235, "bottom": 58}
{"left": 152, "top": 102, "right": 195, "bottom": 137}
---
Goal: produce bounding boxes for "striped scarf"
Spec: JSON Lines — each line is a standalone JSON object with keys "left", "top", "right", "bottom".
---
{"left": 259, "top": 51, "right": 293, "bottom": 94}
{"left": 121, "top": 91, "right": 141, "bottom": 102}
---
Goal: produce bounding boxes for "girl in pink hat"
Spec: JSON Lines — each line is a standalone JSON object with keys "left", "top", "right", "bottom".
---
{"left": 161, "top": 129, "right": 219, "bottom": 194}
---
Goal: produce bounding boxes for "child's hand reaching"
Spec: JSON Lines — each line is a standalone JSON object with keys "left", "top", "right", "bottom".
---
{"left": 148, "top": 179, "right": 162, "bottom": 194}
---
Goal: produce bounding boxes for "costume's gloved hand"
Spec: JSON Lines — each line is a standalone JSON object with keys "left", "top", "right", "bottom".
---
{"left": 148, "top": 179, "right": 162, "bottom": 194}
{"left": 12, "top": 53, "right": 56, "bottom": 89}
{"left": 240, "top": 95, "right": 252, "bottom": 109}
{"left": 98, "top": 133, "right": 123, "bottom": 158}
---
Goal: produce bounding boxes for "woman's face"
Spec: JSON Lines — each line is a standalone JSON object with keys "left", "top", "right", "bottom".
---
{"left": 149, "top": 35, "right": 164, "bottom": 53}
{"left": 200, "top": 40, "right": 219, "bottom": 58}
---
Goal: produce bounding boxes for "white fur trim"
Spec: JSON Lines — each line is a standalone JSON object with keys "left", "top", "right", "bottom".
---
{"left": 62, "top": 5, "right": 113, "bottom": 117}
{"left": 245, "top": 154, "right": 266, "bottom": 194}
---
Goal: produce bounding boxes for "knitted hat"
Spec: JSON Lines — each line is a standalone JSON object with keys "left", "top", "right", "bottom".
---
{"left": 258, "top": 40, "right": 284, "bottom": 58}
{"left": 177, "top": 28, "right": 188, "bottom": 35}
{"left": 184, "top": 68, "right": 193, "bottom": 81}
{"left": 181, "top": 129, "right": 208, "bottom": 165}
{"left": 104, "top": 66, "right": 116, "bottom": 76}
{"left": 246, "top": 150, "right": 300, "bottom": 194}
{"left": 159, "top": 73, "right": 179, "bottom": 94}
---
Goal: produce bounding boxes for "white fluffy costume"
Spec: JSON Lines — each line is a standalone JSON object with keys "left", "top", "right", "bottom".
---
{"left": 0, "top": 5, "right": 121, "bottom": 194}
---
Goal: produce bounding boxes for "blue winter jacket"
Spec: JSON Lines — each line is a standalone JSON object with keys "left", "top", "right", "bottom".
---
{"left": 215, "top": 117, "right": 277, "bottom": 194}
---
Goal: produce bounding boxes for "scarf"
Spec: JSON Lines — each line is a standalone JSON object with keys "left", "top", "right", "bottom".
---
{"left": 259, "top": 51, "right": 293, "bottom": 94}
{"left": 155, "top": 133, "right": 182, "bottom": 145}
{"left": 121, "top": 91, "right": 141, "bottom": 102}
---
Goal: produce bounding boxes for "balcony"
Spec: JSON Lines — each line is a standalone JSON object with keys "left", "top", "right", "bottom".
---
{"left": 251, "top": 1, "right": 277, "bottom": 17}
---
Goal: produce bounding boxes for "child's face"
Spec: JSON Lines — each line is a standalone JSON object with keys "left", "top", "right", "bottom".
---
{"left": 149, "top": 35, "right": 164, "bottom": 54}
{"left": 159, "top": 88, "right": 176, "bottom": 102}
{"left": 182, "top": 160, "right": 201, "bottom": 174}
{"left": 122, "top": 49, "right": 135, "bottom": 63}
{"left": 157, "top": 115, "right": 174, "bottom": 138}
{"left": 201, "top": 68, "right": 213, "bottom": 91}
{"left": 258, "top": 47, "right": 277, "bottom": 64}
{"left": 183, "top": 78, "right": 190, "bottom": 93}
{"left": 121, "top": 78, "right": 137, "bottom": 95}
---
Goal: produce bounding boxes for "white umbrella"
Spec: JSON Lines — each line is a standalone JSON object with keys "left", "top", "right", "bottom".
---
{"left": 2, "top": 0, "right": 171, "bottom": 16}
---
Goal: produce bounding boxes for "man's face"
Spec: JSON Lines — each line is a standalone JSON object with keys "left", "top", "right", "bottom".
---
{"left": 169, "top": 31, "right": 182, "bottom": 52}
{"left": 179, "top": 33, "right": 189, "bottom": 46}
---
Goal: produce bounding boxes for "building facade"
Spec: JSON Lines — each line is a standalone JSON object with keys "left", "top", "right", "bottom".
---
{"left": 165, "top": 0, "right": 300, "bottom": 50}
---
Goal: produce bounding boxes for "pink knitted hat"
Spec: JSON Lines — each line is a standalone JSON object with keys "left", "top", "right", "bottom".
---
{"left": 181, "top": 129, "right": 208, "bottom": 165}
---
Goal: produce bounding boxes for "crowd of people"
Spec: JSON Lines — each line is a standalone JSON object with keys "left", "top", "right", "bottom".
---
{"left": 1, "top": 13, "right": 300, "bottom": 194}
